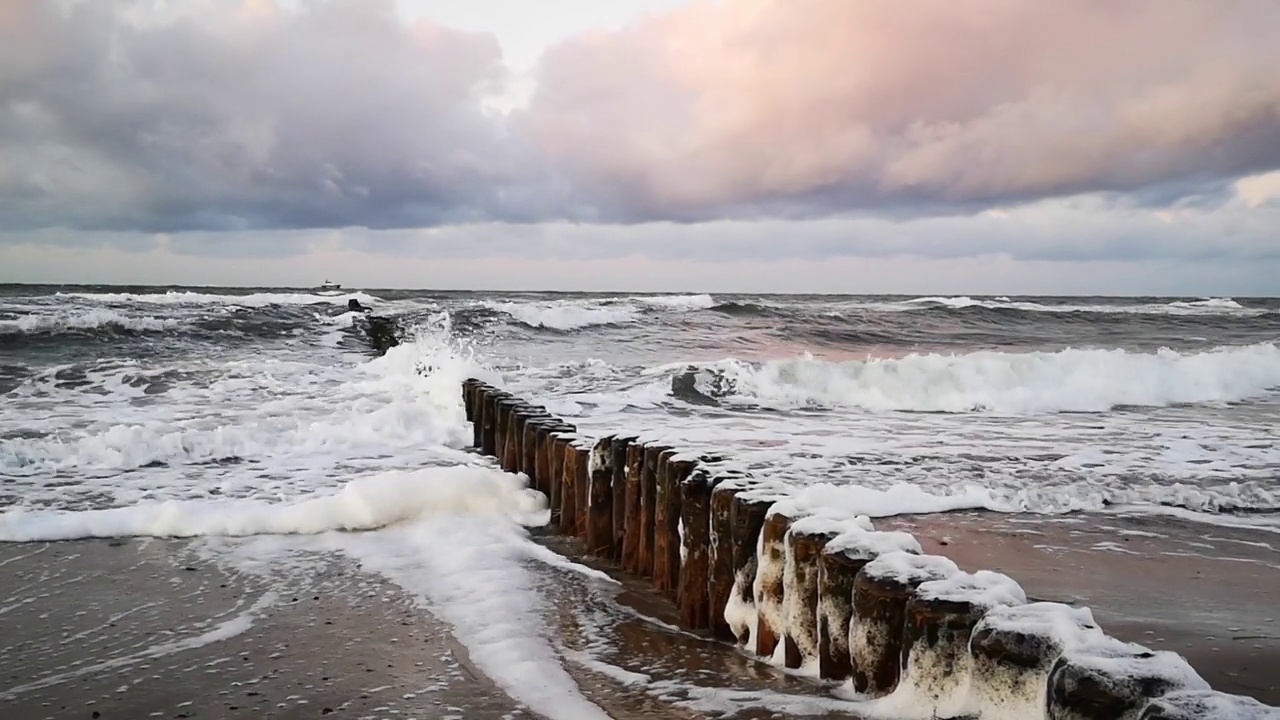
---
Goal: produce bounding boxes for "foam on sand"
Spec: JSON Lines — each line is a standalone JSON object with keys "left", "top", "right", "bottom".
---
{"left": 336, "top": 515, "right": 613, "bottom": 720}
{"left": 0, "top": 467, "right": 547, "bottom": 542}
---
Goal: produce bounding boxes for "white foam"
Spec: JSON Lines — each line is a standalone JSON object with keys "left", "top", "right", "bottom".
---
{"left": 898, "top": 296, "right": 1270, "bottom": 316}
{"left": 691, "top": 343, "right": 1280, "bottom": 413}
{"left": 56, "top": 290, "right": 383, "bottom": 307}
{"left": 495, "top": 302, "right": 639, "bottom": 330}
{"left": 630, "top": 293, "right": 715, "bottom": 311}
{"left": 968, "top": 602, "right": 1105, "bottom": 720}
{"left": 336, "top": 516, "right": 612, "bottom": 720}
{"left": 0, "top": 308, "right": 181, "bottom": 333}
{"left": 0, "top": 467, "right": 546, "bottom": 541}
{"left": 772, "top": 483, "right": 999, "bottom": 520}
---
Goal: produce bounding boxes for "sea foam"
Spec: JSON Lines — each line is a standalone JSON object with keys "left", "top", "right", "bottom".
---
{"left": 679, "top": 343, "right": 1280, "bottom": 413}
{"left": 0, "top": 466, "right": 547, "bottom": 542}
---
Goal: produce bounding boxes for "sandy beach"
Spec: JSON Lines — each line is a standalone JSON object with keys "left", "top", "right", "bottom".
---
{"left": 1, "top": 507, "right": 1276, "bottom": 719}
{"left": 878, "top": 510, "right": 1280, "bottom": 705}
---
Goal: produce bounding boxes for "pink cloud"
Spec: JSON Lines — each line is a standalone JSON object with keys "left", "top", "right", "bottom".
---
{"left": 525, "top": 0, "right": 1280, "bottom": 215}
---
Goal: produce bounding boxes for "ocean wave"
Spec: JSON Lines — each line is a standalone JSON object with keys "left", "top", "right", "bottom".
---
{"left": 0, "top": 467, "right": 546, "bottom": 541}
{"left": 897, "top": 296, "right": 1269, "bottom": 316}
{"left": 0, "top": 309, "right": 181, "bottom": 335}
{"left": 667, "top": 343, "right": 1280, "bottom": 413}
{"left": 56, "top": 290, "right": 384, "bottom": 307}
{"left": 488, "top": 293, "right": 715, "bottom": 331}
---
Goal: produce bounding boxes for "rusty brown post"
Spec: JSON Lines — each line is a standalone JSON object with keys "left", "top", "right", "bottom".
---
{"left": 621, "top": 442, "right": 646, "bottom": 574}
{"left": 754, "top": 509, "right": 793, "bottom": 659}
{"left": 677, "top": 468, "right": 720, "bottom": 630}
{"left": 610, "top": 435, "right": 636, "bottom": 563}
{"left": 638, "top": 443, "right": 671, "bottom": 578}
{"left": 586, "top": 437, "right": 616, "bottom": 557}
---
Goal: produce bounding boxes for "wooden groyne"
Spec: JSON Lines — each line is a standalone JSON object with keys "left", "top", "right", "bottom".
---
{"left": 462, "top": 379, "right": 1278, "bottom": 720}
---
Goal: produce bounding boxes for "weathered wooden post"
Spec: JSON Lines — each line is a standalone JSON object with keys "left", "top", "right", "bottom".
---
{"left": 522, "top": 414, "right": 555, "bottom": 491}
{"left": 610, "top": 435, "right": 636, "bottom": 563}
{"left": 548, "top": 428, "right": 576, "bottom": 526}
{"left": 462, "top": 379, "right": 482, "bottom": 423}
{"left": 500, "top": 401, "right": 527, "bottom": 472}
{"left": 481, "top": 390, "right": 508, "bottom": 456}
{"left": 621, "top": 442, "right": 646, "bottom": 574}
{"left": 638, "top": 443, "right": 670, "bottom": 578}
{"left": 850, "top": 552, "right": 959, "bottom": 697}
{"left": 816, "top": 529, "right": 921, "bottom": 681}
{"left": 493, "top": 398, "right": 513, "bottom": 465}
{"left": 654, "top": 451, "right": 695, "bottom": 597}
{"left": 534, "top": 423, "right": 560, "bottom": 498}
{"left": 586, "top": 436, "right": 616, "bottom": 557}
{"left": 470, "top": 383, "right": 488, "bottom": 448}
{"left": 572, "top": 443, "right": 591, "bottom": 538}
{"left": 723, "top": 485, "right": 776, "bottom": 645}
{"left": 897, "top": 570, "right": 1027, "bottom": 718}
{"left": 555, "top": 434, "right": 579, "bottom": 534}
{"left": 968, "top": 602, "right": 1103, "bottom": 719}
{"left": 677, "top": 467, "right": 719, "bottom": 629}
{"left": 753, "top": 508, "right": 793, "bottom": 659}
{"left": 508, "top": 405, "right": 544, "bottom": 476}
{"left": 782, "top": 517, "right": 873, "bottom": 670}
{"left": 1047, "top": 639, "right": 1209, "bottom": 720}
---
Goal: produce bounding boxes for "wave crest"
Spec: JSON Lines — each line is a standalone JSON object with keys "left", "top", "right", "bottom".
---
{"left": 669, "top": 343, "right": 1280, "bottom": 413}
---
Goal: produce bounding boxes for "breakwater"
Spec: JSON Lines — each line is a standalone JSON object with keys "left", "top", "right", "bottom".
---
{"left": 463, "top": 379, "right": 1279, "bottom": 720}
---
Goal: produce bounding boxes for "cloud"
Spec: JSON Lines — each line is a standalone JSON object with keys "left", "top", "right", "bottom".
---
{"left": 0, "top": 0, "right": 557, "bottom": 232}
{"left": 1, "top": 0, "right": 1277, "bottom": 236}
{"left": 526, "top": 0, "right": 1280, "bottom": 220}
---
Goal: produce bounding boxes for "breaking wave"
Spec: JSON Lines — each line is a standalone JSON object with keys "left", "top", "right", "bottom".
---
{"left": 667, "top": 343, "right": 1280, "bottom": 413}
{"left": 56, "top": 290, "right": 384, "bottom": 307}
{"left": 488, "top": 294, "right": 715, "bottom": 331}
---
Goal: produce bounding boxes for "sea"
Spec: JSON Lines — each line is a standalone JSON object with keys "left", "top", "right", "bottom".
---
{"left": 1, "top": 285, "right": 1278, "bottom": 716}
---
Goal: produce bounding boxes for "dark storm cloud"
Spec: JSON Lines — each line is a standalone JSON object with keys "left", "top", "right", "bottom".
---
{"left": 1, "top": 0, "right": 1278, "bottom": 237}
{"left": 0, "top": 0, "right": 562, "bottom": 233}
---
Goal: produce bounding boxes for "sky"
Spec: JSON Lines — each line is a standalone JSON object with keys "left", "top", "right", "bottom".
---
{"left": 1, "top": 0, "right": 1278, "bottom": 294}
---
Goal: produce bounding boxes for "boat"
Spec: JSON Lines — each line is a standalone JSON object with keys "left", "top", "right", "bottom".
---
{"left": 317, "top": 279, "right": 342, "bottom": 291}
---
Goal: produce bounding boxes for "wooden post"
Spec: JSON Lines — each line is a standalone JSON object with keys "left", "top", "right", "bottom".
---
{"left": 586, "top": 437, "right": 616, "bottom": 558}
{"left": 638, "top": 444, "right": 670, "bottom": 578}
{"left": 782, "top": 523, "right": 843, "bottom": 670}
{"left": 723, "top": 487, "right": 774, "bottom": 645}
{"left": 554, "top": 434, "right": 578, "bottom": 533}
{"left": 469, "top": 382, "right": 487, "bottom": 448}
{"left": 621, "top": 442, "right": 646, "bottom": 574}
{"left": 500, "top": 401, "right": 526, "bottom": 472}
{"left": 610, "top": 435, "right": 636, "bottom": 563}
{"left": 572, "top": 444, "right": 590, "bottom": 538}
{"left": 753, "top": 510, "right": 793, "bottom": 659}
{"left": 817, "top": 530, "right": 921, "bottom": 681}
{"left": 534, "top": 423, "right": 558, "bottom": 498}
{"left": 968, "top": 603, "right": 1101, "bottom": 719}
{"left": 850, "top": 552, "right": 959, "bottom": 697}
{"left": 897, "top": 570, "right": 1026, "bottom": 718}
{"left": 462, "top": 379, "right": 483, "bottom": 423}
{"left": 677, "top": 468, "right": 719, "bottom": 630}
{"left": 522, "top": 415, "right": 554, "bottom": 491}
{"left": 653, "top": 450, "right": 694, "bottom": 596}
{"left": 1048, "top": 640, "right": 1209, "bottom": 720}
{"left": 480, "top": 390, "right": 507, "bottom": 456}
{"left": 494, "top": 397, "right": 521, "bottom": 463}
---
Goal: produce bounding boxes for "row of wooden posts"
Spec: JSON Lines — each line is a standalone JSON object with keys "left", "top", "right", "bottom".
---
{"left": 461, "top": 379, "right": 1276, "bottom": 720}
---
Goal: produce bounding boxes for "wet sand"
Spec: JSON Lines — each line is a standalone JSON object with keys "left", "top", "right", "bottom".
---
{"left": 0, "top": 538, "right": 532, "bottom": 720}
{"left": 2, "top": 510, "right": 1275, "bottom": 719}
{"left": 878, "top": 511, "right": 1279, "bottom": 705}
